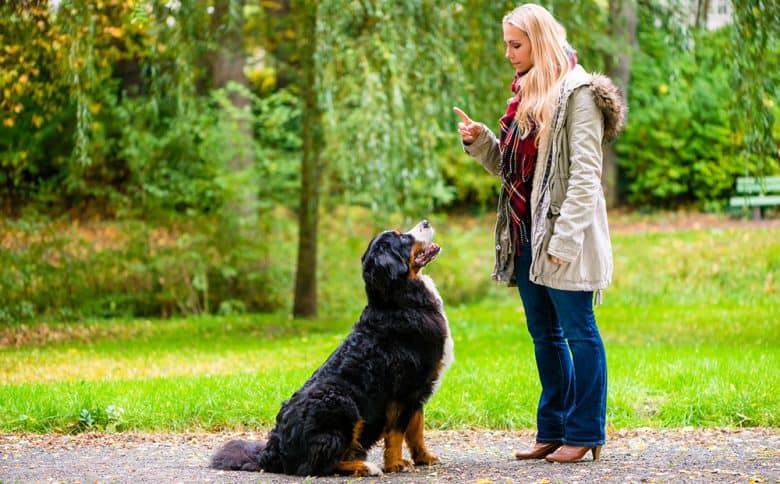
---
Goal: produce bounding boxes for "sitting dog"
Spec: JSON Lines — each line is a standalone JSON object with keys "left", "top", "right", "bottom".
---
{"left": 210, "top": 220, "right": 453, "bottom": 476}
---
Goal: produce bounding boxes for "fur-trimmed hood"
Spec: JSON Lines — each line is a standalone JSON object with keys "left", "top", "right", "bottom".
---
{"left": 561, "top": 65, "right": 627, "bottom": 141}
{"left": 589, "top": 73, "right": 627, "bottom": 141}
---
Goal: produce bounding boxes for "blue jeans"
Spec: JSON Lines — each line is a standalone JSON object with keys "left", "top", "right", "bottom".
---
{"left": 514, "top": 241, "right": 607, "bottom": 447}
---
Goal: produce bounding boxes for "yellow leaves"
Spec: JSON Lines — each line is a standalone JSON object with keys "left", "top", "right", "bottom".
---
{"left": 89, "top": 102, "right": 103, "bottom": 114}
{"left": 18, "top": 74, "right": 29, "bottom": 84}
{"left": 261, "top": 1, "right": 286, "bottom": 11}
{"left": 12, "top": 103, "right": 24, "bottom": 114}
{"left": 104, "top": 26, "right": 124, "bottom": 38}
{"left": 261, "top": 75, "right": 276, "bottom": 94}
{"left": 4, "top": 45, "right": 19, "bottom": 55}
{"left": 2, "top": 118, "right": 14, "bottom": 127}
{"left": 658, "top": 83, "right": 669, "bottom": 95}
{"left": 32, "top": 114, "right": 44, "bottom": 128}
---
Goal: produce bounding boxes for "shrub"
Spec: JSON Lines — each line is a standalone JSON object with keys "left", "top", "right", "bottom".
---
{"left": 0, "top": 214, "right": 294, "bottom": 324}
{"left": 616, "top": 15, "right": 780, "bottom": 209}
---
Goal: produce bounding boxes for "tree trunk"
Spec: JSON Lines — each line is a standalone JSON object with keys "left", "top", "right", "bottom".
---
{"left": 604, "top": 0, "right": 637, "bottom": 207}
{"left": 209, "top": 0, "right": 258, "bottom": 223}
{"left": 695, "top": 0, "right": 711, "bottom": 29}
{"left": 293, "top": 1, "right": 322, "bottom": 319}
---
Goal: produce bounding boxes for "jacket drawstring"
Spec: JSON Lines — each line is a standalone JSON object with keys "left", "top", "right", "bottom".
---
{"left": 593, "top": 289, "right": 603, "bottom": 306}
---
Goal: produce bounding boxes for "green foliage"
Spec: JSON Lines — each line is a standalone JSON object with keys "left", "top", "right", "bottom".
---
{"left": 617, "top": 4, "right": 780, "bottom": 208}
{"left": 0, "top": 3, "right": 73, "bottom": 211}
{"left": 2, "top": 0, "right": 780, "bottom": 216}
{"left": 253, "top": 88, "right": 302, "bottom": 208}
{"left": 0, "top": 214, "right": 293, "bottom": 323}
{"left": 731, "top": 1, "right": 780, "bottom": 177}
{"left": 315, "top": 1, "right": 466, "bottom": 217}
{"left": 78, "top": 404, "right": 126, "bottom": 432}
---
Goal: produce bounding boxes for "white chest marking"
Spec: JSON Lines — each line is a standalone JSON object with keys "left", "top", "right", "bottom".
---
{"left": 420, "top": 275, "right": 454, "bottom": 396}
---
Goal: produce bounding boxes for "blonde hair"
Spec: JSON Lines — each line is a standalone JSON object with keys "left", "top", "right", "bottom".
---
{"left": 503, "top": 4, "right": 572, "bottom": 146}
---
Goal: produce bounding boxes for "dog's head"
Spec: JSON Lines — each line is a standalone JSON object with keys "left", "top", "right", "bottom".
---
{"left": 361, "top": 220, "right": 441, "bottom": 304}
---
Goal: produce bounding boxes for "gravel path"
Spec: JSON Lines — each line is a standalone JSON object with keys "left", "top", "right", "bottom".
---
{"left": 1, "top": 428, "right": 778, "bottom": 483}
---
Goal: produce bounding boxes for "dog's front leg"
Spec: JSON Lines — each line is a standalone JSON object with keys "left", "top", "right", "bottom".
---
{"left": 405, "top": 408, "right": 439, "bottom": 465}
{"left": 383, "top": 429, "right": 413, "bottom": 472}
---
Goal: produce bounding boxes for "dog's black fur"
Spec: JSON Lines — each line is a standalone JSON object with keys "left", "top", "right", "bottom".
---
{"left": 210, "top": 222, "right": 452, "bottom": 476}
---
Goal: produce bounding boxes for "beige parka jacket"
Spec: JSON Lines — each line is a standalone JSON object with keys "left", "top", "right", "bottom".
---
{"left": 464, "top": 65, "right": 627, "bottom": 294}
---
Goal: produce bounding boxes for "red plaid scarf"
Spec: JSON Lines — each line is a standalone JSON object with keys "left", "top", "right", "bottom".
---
{"left": 499, "top": 72, "right": 537, "bottom": 253}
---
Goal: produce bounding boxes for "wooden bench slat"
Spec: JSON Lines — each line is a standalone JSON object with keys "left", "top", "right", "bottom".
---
{"left": 729, "top": 195, "right": 780, "bottom": 207}
{"left": 736, "top": 176, "right": 780, "bottom": 194}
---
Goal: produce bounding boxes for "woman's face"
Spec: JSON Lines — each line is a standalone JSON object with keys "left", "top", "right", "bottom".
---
{"left": 503, "top": 23, "right": 533, "bottom": 74}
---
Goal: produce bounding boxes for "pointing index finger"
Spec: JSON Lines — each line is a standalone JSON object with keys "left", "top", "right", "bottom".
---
{"left": 453, "top": 106, "right": 472, "bottom": 124}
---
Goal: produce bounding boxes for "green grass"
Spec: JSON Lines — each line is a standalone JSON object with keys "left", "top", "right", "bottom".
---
{"left": 1, "top": 220, "right": 778, "bottom": 433}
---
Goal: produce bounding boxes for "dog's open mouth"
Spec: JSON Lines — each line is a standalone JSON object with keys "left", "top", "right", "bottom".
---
{"left": 414, "top": 243, "right": 441, "bottom": 267}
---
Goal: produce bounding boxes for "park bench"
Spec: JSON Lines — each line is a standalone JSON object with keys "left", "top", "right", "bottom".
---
{"left": 728, "top": 176, "right": 780, "bottom": 220}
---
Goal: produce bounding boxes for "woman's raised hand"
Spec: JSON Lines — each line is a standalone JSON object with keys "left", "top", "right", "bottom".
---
{"left": 453, "top": 106, "right": 483, "bottom": 145}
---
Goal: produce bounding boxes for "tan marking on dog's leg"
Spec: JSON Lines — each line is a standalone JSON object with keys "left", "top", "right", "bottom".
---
{"left": 405, "top": 409, "right": 438, "bottom": 465}
{"left": 383, "top": 402, "right": 412, "bottom": 472}
{"left": 343, "top": 419, "right": 366, "bottom": 460}
{"left": 333, "top": 460, "right": 382, "bottom": 476}
{"left": 383, "top": 429, "right": 412, "bottom": 472}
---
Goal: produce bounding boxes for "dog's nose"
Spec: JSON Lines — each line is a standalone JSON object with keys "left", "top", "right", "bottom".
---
{"left": 421, "top": 220, "right": 429, "bottom": 229}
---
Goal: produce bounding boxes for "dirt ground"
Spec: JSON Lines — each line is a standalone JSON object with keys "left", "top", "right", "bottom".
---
{"left": 1, "top": 427, "right": 778, "bottom": 483}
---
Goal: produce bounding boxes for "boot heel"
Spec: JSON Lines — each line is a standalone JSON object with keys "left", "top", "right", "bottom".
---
{"left": 591, "top": 446, "right": 602, "bottom": 461}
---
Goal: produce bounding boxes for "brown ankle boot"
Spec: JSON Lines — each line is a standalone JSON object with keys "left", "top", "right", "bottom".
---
{"left": 545, "top": 445, "right": 602, "bottom": 463}
{"left": 514, "top": 442, "right": 562, "bottom": 460}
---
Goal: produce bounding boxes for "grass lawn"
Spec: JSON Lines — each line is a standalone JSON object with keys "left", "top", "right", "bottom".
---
{"left": 1, "top": 217, "right": 778, "bottom": 433}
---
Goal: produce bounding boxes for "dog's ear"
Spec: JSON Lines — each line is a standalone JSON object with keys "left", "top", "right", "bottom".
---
{"left": 362, "top": 242, "right": 408, "bottom": 286}
{"left": 361, "top": 235, "right": 377, "bottom": 265}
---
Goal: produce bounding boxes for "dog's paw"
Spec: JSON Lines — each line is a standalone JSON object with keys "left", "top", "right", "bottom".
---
{"left": 361, "top": 462, "right": 383, "bottom": 476}
{"left": 383, "top": 459, "right": 414, "bottom": 473}
{"left": 413, "top": 452, "right": 439, "bottom": 466}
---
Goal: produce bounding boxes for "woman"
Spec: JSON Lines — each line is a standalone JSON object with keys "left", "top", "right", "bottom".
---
{"left": 454, "top": 4, "right": 626, "bottom": 463}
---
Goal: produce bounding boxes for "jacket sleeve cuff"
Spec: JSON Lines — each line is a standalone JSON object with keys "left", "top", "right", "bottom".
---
{"left": 547, "top": 234, "right": 581, "bottom": 262}
{"left": 462, "top": 125, "right": 501, "bottom": 176}
{"left": 462, "top": 125, "right": 490, "bottom": 154}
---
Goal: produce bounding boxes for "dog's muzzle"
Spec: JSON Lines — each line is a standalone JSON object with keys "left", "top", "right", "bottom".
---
{"left": 407, "top": 220, "right": 441, "bottom": 267}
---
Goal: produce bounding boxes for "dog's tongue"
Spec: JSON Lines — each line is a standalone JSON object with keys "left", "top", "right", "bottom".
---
{"left": 415, "top": 243, "right": 441, "bottom": 267}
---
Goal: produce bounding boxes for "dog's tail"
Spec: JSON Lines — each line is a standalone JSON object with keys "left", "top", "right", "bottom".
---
{"left": 210, "top": 439, "right": 280, "bottom": 472}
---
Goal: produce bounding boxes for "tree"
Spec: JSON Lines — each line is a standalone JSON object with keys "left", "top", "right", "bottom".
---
{"left": 604, "top": 0, "right": 637, "bottom": 207}
{"left": 290, "top": 1, "right": 471, "bottom": 317}
{"left": 292, "top": 0, "right": 322, "bottom": 319}
{"left": 731, "top": 0, "right": 780, "bottom": 179}
{"left": 694, "top": 0, "right": 711, "bottom": 29}
{"left": 208, "top": 0, "right": 258, "bottom": 225}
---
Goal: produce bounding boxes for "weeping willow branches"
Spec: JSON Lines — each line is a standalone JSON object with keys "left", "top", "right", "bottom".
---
{"left": 316, "top": 1, "right": 468, "bottom": 217}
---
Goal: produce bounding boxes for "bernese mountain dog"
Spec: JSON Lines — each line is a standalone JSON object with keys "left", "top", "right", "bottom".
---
{"left": 210, "top": 220, "right": 453, "bottom": 477}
